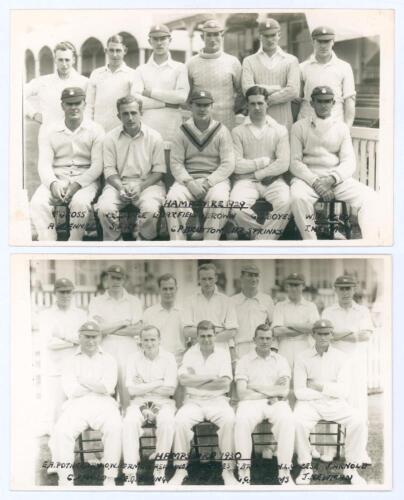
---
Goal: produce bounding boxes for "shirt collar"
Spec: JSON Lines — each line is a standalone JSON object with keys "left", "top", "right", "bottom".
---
{"left": 244, "top": 115, "right": 280, "bottom": 129}
{"left": 258, "top": 46, "right": 285, "bottom": 58}
{"left": 308, "top": 345, "right": 335, "bottom": 358}
{"left": 75, "top": 346, "right": 104, "bottom": 356}
{"left": 198, "top": 286, "right": 220, "bottom": 298}
{"left": 119, "top": 124, "right": 144, "bottom": 140}
{"left": 308, "top": 50, "right": 338, "bottom": 65}
{"left": 147, "top": 54, "right": 175, "bottom": 68}
{"left": 285, "top": 297, "right": 307, "bottom": 306}
{"left": 157, "top": 302, "right": 180, "bottom": 312}
{"left": 105, "top": 288, "right": 129, "bottom": 301}
{"left": 248, "top": 348, "right": 277, "bottom": 362}
{"left": 335, "top": 301, "right": 361, "bottom": 311}
{"left": 55, "top": 118, "right": 92, "bottom": 133}
{"left": 105, "top": 62, "right": 131, "bottom": 73}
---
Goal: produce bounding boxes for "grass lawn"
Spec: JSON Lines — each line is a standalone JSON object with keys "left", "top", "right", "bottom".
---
{"left": 35, "top": 392, "right": 384, "bottom": 487}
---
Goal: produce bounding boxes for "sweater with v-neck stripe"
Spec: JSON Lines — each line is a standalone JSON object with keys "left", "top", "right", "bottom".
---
{"left": 170, "top": 118, "right": 235, "bottom": 186}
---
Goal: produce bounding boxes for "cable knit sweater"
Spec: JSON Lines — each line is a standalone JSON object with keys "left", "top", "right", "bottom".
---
{"left": 187, "top": 50, "right": 242, "bottom": 130}
{"left": 241, "top": 48, "right": 300, "bottom": 130}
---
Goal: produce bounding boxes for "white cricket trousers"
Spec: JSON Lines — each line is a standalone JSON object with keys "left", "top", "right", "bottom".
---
{"left": 235, "top": 400, "right": 294, "bottom": 474}
{"left": 230, "top": 178, "right": 291, "bottom": 240}
{"left": 294, "top": 399, "right": 368, "bottom": 465}
{"left": 30, "top": 182, "right": 98, "bottom": 241}
{"left": 165, "top": 180, "right": 230, "bottom": 240}
{"left": 172, "top": 396, "right": 235, "bottom": 469}
{"left": 122, "top": 401, "right": 176, "bottom": 474}
{"left": 290, "top": 178, "right": 380, "bottom": 241}
{"left": 96, "top": 183, "right": 166, "bottom": 240}
{"left": 53, "top": 395, "right": 122, "bottom": 481}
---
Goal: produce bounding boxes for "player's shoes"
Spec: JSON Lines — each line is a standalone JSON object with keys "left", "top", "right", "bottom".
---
{"left": 103, "top": 477, "right": 116, "bottom": 487}
{"left": 311, "top": 446, "right": 321, "bottom": 459}
{"left": 222, "top": 470, "right": 239, "bottom": 486}
{"left": 320, "top": 452, "right": 335, "bottom": 463}
{"left": 295, "top": 468, "right": 313, "bottom": 485}
{"left": 262, "top": 447, "right": 274, "bottom": 459}
{"left": 168, "top": 469, "right": 188, "bottom": 485}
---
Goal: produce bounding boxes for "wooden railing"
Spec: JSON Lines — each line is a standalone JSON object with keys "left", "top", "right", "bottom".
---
{"left": 351, "top": 126, "right": 379, "bottom": 191}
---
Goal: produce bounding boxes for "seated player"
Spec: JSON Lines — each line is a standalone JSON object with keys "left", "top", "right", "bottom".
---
{"left": 293, "top": 319, "right": 369, "bottom": 485}
{"left": 97, "top": 96, "right": 166, "bottom": 241}
{"left": 52, "top": 321, "right": 122, "bottom": 487}
{"left": 169, "top": 320, "right": 238, "bottom": 486}
{"left": 290, "top": 86, "right": 379, "bottom": 241}
{"left": 30, "top": 87, "right": 104, "bottom": 241}
{"left": 122, "top": 326, "right": 177, "bottom": 486}
{"left": 234, "top": 324, "right": 295, "bottom": 486}
{"left": 230, "top": 85, "right": 291, "bottom": 240}
{"left": 165, "top": 90, "right": 235, "bottom": 240}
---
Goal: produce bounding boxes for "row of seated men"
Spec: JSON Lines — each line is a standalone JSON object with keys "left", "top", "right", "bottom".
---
{"left": 26, "top": 21, "right": 379, "bottom": 242}
{"left": 39, "top": 263, "right": 374, "bottom": 486}
{"left": 30, "top": 84, "right": 378, "bottom": 242}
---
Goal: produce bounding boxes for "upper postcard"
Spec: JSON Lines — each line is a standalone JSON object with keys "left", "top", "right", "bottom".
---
{"left": 9, "top": 8, "right": 394, "bottom": 246}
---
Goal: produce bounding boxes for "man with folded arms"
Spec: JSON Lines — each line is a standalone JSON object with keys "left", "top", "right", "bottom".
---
{"left": 241, "top": 19, "right": 299, "bottom": 130}
{"left": 293, "top": 319, "right": 368, "bottom": 485}
{"left": 122, "top": 325, "right": 177, "bottom": 486}
{"left": 88, "top": 265, "right": 143, "bottom": 411}
{"left": 53, "top": 321, "right": 121, "bottom": 487}
{"left": 234, "top": 324, "right": 295, "bottom": 486}
{"left": 183, "top": 263, "right": 238, "bottom": 351}
{"left": 96, "top": 95, "right": 166, "bottom": 241}
{"left": 230, "top": 85, "right": 291, "bottom": 240}
{"left": 290, "top": 85, "right": 379, "bottom": 241}
{"left": 30, "top": 87, "right": 104, "bottom": 241}
{"left": 166, "top": 90, "right": 235, "bottom": 240}
{"left": 169, "top": 320, "right": 238, "bottom": 486}
{"left": 131, "top": 24, "right": 189, "bottom": 143}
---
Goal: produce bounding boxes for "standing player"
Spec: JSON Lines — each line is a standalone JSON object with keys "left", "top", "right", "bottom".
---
{"left": 88, "top": 265, "right": 143, "bottom": 410}
{"left": 96, "top": 95, "right": 166, "bottom": 241}
{"left": 169, "top": 320, "right": 238, "bottom": 486}
{"left": 182, "top": 263, "right": 238, "bottom": 351}
{"left": 85, "top": 34, "right": 136, "bottom": 132}
{"left": 290, "top": 86, "right": 379, "bottom": 241}
{"left": 230, "top": 262, "right": 274, "bottom": 358}
{"left": 272, "top": 273, "right": 319, "bottom": 371}
{"left": 234, "top": 324, "right": 295, "bottom": 486}
{"left": 53, "top": 321, "right": 122, "bottom": 487}
{"left": 131, "top": 24, "right": 189, "bottom": 143}
{"left": 241, "top": 19, "right": 299, "bottom": 130}
{"left": 25, "top": 41, "right": 88, "bottom": 131}
{"left": 230, "top": 85, "right": 291, "bottom": 240}
{"left": 322, "top": 275, "right": 374, "bottom": 462}
{"left": 187, "top": 19, "right": 242, "bottom": 131}
{"left": 298, "top": 26, "right": 356, "bottom": 126}
{"left": 123, "top": 326, "right": 177, "bottom": 485}
{"left": 293, "top": 319, "right": 368, "bottom": 485}
{"left": 143, "top": 274, "right": 186, "bottom": 365}
{"left": 30, "top": 87, "right": 104, "bottom": 241}
{"left": 39, "top": 278, "right": 86, "bottom": 445}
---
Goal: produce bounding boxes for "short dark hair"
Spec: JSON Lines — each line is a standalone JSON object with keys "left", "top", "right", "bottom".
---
{"left": 197, "top": 320, "right": 215, "bottom": 335}
{"left": 116, "top": 95, "right": 143, "bottom": 113}
{"left": 107, "top": 34, "right": 126, "bottom": 47}
{"left": 141, "top": 324, "right": 161, "bottom": 338}
{"left": 198, "top": 263, "right": 217, "bottom": 275}
{"left": 158, "top": 273, "right": 177, "bottom": 287}
{"left": 53, "top": 41, "right": 77, "bottom": 59}
{"left": 246, "top": 85, "right": 269, "bottom": 100}
{"left": 254, "top": 323, "right": 271, "bottom": 337}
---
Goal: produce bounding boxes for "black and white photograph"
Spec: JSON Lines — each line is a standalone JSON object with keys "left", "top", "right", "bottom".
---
{"left": 11, "top": 255, "right": 391, "bottom": 490}
{"left": 10, "top": 8, "right": 393, "bottom": 245}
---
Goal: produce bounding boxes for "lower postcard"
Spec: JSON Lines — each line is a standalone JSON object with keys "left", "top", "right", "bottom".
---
{"left": 10, "top": 254, "right": 391, "bottom": 490}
